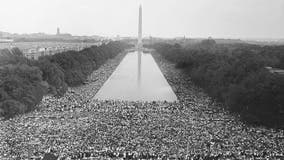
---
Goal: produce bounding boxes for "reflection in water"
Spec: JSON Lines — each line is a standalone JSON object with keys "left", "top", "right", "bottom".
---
{"left": 137, "top": 50, "right": 142, "bottom": 85}
{"left": 94, "top": 51, "right": 178, "bottom": 102}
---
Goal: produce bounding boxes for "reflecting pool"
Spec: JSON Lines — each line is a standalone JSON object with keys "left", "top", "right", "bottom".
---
{"left": 94, "top": 51, "right": 178, "bottom": 102}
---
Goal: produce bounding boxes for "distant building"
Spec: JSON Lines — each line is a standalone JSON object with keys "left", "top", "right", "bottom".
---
{"left": 116, "top": 35, "right": 120, "bottom": 41}
{"left": 265, "top": 66, "right": 284, "bottom": 75}
{"left": 0, "top": 39, "right": 14, "bottom": 43}
{"left": 57, "top": 27, "right": 60, "bottom": 35}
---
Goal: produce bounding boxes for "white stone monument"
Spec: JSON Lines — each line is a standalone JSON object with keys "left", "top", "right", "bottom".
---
{"left": 137, "top": 5, "right": 142, "bottom": 84}
{"left": 94, "top": 5, "right": 178, "bottom": 102}
{"left": 138, "top": 5, "right": 143, "bottom": 50}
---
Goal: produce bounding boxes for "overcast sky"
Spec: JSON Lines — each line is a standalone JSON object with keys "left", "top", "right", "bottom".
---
{"left": 0, "top": 0, "right": 284, "bottom": 38}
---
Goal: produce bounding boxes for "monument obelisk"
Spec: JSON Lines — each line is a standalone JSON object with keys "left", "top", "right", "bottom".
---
{"left": 138, "top": 5, "right": 142, "bottom": 50}
{"left": 137, "top": 5, "right": 142, "bottom": 84}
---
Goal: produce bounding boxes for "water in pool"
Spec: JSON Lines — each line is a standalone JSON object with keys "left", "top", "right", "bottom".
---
{"left": 94, "top": 51, "right": 178, "bottom": 102}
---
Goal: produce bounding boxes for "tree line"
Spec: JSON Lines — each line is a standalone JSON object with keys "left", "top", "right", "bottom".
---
{"left": 0, "top": 41, "right": 131, "bottom": 118}
{"left": 150, "top": 40, "right": 284, "bottom": 127}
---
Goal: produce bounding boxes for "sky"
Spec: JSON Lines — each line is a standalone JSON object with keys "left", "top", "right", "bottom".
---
{"left": 0, "top": 0, "right": 284, "bottom": 39}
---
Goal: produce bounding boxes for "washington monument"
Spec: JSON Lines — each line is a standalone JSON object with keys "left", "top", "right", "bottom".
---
{"left": 137, "top": 5, "right": 142, "bottom": 83}
{"left": 138, "top": 5, "right": 142, "bottom": 50}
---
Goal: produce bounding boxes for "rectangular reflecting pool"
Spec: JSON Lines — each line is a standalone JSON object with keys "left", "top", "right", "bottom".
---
{"left": 94, "top": 51, "right": 178, "bottom": 102}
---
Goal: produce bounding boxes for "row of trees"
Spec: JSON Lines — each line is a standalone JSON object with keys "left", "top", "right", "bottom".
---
{"left": 151, "top": 41, "right": 284, "bottom": 127}
{"left": 0, "top": 41, "right": 131, "bottom": 118}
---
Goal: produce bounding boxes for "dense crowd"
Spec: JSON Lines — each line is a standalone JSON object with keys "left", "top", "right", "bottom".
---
{"left": 0, "top": 51, "right": 283, "bottom": 159}
{"left": 0, "top": 51, "right": 126, "bottom": 159}
{"left": 0, "top": 41, "right": 131, "bottom": 118}
{"left": 151, "top": 41, "right": 284, "bottom": 127}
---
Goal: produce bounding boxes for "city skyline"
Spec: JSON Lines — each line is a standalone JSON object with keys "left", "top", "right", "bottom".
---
{"left": 0, "top": 0, "right": 284, "bottom": 39}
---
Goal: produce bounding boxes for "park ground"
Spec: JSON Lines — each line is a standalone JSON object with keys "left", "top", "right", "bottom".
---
{"left": 0, "top": 51, "right": 283, "bottom": 159}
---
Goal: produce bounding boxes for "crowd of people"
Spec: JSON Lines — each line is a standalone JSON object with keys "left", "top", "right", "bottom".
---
{"left": 0, "top": 52, "right": 283, "bottom": 159}
{"left": 151, "top": 42, "right": 284, "bottom": 126}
